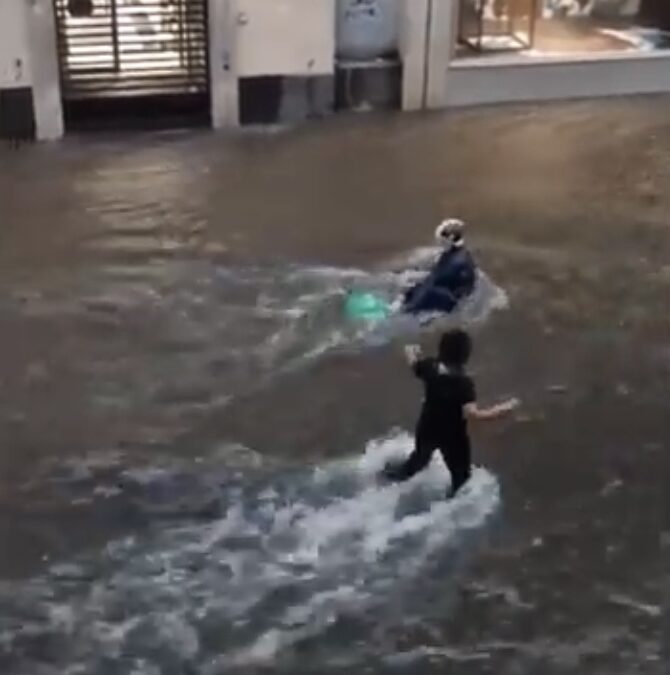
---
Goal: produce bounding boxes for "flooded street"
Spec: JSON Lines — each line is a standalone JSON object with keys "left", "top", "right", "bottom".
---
{"left": 0, "top": 99, "right": 668, "bottom": 673}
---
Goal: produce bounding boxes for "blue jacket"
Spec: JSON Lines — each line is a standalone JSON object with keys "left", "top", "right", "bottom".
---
{"left": 403, "top": 246, "right": 476, "bottom": 314}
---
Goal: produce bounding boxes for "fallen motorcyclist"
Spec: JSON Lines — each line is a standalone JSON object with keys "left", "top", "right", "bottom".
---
{"left": 399, "top": 218, "right": 477, "bottom": 316}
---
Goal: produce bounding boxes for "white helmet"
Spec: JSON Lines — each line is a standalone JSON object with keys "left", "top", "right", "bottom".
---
{"left": 435, "top": 218, "right": 465, "bottom": 247}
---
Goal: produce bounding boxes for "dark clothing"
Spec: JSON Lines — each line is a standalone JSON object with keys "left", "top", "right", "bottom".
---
{"left": 385, "top": 358, "right": 476, "bottom": 497}
{"left": 386, "top": 432, "right": 471, "bottom": 498}
{"left": 403, "top": 246, "right": 476, "bottom": 315}
{"left": 413, "top": 358, "right": 475, "bottom": 441}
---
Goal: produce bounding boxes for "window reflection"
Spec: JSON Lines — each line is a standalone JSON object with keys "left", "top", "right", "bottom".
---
{"left": 457, "top": 0, "right": 670, "bottom": 57}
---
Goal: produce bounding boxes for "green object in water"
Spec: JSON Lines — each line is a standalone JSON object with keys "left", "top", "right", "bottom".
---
{"left": 345, "top": 291, "right": 391, "bottom": 321}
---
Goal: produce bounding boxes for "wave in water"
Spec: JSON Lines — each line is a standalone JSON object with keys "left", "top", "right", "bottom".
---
{"left": 0, "top": 432, "right": 500, "bottom": 674}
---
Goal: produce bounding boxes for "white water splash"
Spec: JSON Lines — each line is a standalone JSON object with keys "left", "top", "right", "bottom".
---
{"left": 254, "top": 247, "right": 509, "bottom": 370}
{"left": 3, "top": 249, "right": 508, "bottom": 424}
{"left": 0, "top": 432, "right": 500, "bottom": 674}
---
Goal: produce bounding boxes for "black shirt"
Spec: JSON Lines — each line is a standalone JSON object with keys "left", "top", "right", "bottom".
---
{"left": 413, "top": 358, "right": 476, "bottom": 441}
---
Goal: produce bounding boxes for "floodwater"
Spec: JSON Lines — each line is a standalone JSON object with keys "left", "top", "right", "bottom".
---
{"left": 0, "top": 99, "right": 668, "bottom": 674}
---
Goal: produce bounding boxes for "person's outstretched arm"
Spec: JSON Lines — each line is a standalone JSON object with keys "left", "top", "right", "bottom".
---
{"left": 405, "top": 344, "right": 422, "bottom": 366}
{"left": 465, "top": 398, "right": 519, "bottom": 421}
{"left": 405, "top": 345, "right": 436, "bottom": 380}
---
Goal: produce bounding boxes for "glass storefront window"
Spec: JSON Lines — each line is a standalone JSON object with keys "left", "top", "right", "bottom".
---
{"left": 456, "top": 0, "right": 670, "bottom": 58}
{"left": 459, "top": 0, "right": 539, "bottom": 53}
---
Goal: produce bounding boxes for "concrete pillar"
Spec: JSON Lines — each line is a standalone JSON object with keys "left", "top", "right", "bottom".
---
{"left": 425, "top": 0, "right": 457, "bottom": 109}
{"left": 27, "top": 0, "right": 64, "bottom": 140}
{"left": 209, "top": 0, "right": 240, "bottom": 128}
{"left": 0, "top": 0, "right": 63, "bottom": 140}
{"left": 400, "top": 0, "right": 429, "bottom": 111}
{"left": 400, "top": 0, "right": 458, "bottom": 112}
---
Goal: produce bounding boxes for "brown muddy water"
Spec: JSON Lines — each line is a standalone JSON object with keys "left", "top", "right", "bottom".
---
{"left": 0, "top": 98, "right": 668, "bottom": 674}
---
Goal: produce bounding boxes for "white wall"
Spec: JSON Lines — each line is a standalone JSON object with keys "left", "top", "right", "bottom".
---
{"left": 234, "top": 0, "right": 334, "bottom": 77}
{"left": 28, "top": 0, "right": 65, "bottom": 140}
{"left": 209, "top": 0, "right": 335, "bottom": 128}
{"left": 400, "top": 0, "right": 429, "bottom": 111}
{"left": 0, "top": 0, "right": 63, "bottom": 140}
{"left": 209, "top": 0, "right": 239, "bottom": 127}
{"left": 0, "top": 0, "right": 32, "bottom": 88}
{"left": 399, "top": 0, "right": 457, "bottom": 111}
{"left": 425, "top": 0, "right": 456, "bottom": 109}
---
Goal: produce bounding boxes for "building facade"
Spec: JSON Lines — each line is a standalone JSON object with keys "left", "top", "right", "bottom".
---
{"left": 2, "top": 0, "right": 670, "bottom": 141}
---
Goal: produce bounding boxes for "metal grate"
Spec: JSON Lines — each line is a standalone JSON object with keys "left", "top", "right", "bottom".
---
{"left": 53, "top": 0, "right": 209, "bottom": 101}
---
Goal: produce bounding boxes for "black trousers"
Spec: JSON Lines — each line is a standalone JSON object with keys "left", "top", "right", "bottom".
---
{"left": 386, "top": 428, "right": 472, "bottom": 498}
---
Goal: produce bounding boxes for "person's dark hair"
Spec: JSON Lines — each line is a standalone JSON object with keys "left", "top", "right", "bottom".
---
{"left": 438, "top": 329, "right": 472, "bottom": 369}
